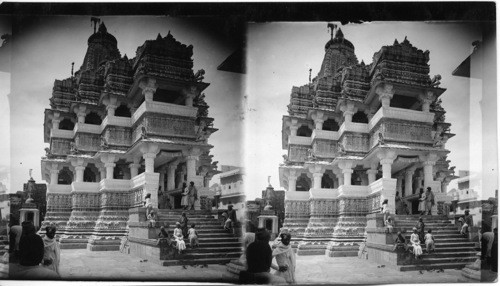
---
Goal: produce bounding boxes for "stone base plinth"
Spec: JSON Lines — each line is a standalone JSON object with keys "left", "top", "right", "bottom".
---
{"left": 128, "top": 237, "right": 162, "bottom": 264}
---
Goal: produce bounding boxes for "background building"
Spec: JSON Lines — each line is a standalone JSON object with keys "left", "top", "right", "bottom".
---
{"left": 209, "top": 166, "right": 245, "bottom": 220}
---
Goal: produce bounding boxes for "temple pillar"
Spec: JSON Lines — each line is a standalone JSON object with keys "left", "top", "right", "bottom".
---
{"left": 309, "top": 165, "right": 325, "bottom": 189}
{"left": 185, "top": 148, "right": 201, "bottom": 182}
{"left": 99, "top": 166, "right": 106, "bottom": 181}
{"left": 100, "top": 154, "right": 117, "bottom": 179}
{"left": 420, "top": 154, "right": 438, "bottom": 187}
{"left": 396, "top": 174, "right": 403, "bottom": 194}
{"left": 419, "top": 91, "right": 435, "bottom": 112}
{"left": 139, "top": 78, "right": 158, "bottom": 102}
{"left": 51, "top": 111, "right": 61, "bottom": 129}
{"left": 338, "top": 161, "right": 354, "bottom": 186}
{"left": 103, "top": 95, "right": 118, "bottom": 117}
{"left": 140, "top": 143, "right": 159, "bottom": 174}
{"left": 129, "top": 163, "right": 140, "bottom": 178}
{"left": 340, "top": 102, "right": 357, "bottom": 123}
{"left": 49, "top": 163, "right": 60, "bottom": 185}
{"left": 74, "top": 105, "right": 87, "bottom": 124}
{"left": 71, "top": 158, "right": 88, "bottom": 182}
{"left": 183, "top": 86, "right": 198, "bottom": 107}
{"left": 376, "top": 84, "right": 394, "bottom": 108}
{"left": 288, "top": 170, "right": 298, "bottom": 192}
{"left": 367, "top": 162, "right": 378, "bottom": 184}
{"left": 311, "top": 111, "right": 325, "bottom": 130}
{"left": 404, "top": 168, "right": 415, "bottom": 196}
{"left": 377, "top": 151, "right": 396, "bottom": 179}
{"left": 290, "top": 119, "right": 299, "bottom": 136}
{"left": 167, "top": 161, "right": 178, "bottom": 191}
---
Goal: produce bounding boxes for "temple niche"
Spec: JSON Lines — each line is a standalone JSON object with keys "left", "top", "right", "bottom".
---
{"left": 40, "top": 20, "right": 219, "bottom": 251}
{"left": 279, "top": 27, "right": 456, "bottom": 256}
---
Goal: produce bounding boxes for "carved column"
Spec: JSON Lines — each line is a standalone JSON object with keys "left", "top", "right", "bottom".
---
{"left": 167, "top": 161, "right": 178, "bottom": 191}
{"left": 290, "top": 118, "right": 299, "bottom": 136}
{"left": 71, "top": 159, "right": 88, "bottom": 183}
{"left": 377, "top": 151, "right": 397, "bottom": 179}
{"left": 50, "top": 169, "right": 59, "bottom": 185}
{"left": 74, "top": 105, "right": 87, "bottom": 124}
{"left": 367, "top": 162, "right": 378, "bottom": 184}
{"left": 404, "top": 168, "right": 415, "bottom": 196}
{"left": 139, "top": 78, "right": 158, "bottom": 102}
{"left": 288, "top": 169, "right": 298, "bottom": 192}
{"left": 129, "top": 158, "right": 141, "bottom": 178}
{"left": 99, "top": 166, "right": 106, "bottom": 181}
{"left": 419, "top": 91, "right": 435, "bottom": 112}
{"left": 396, "top": 174, "right": 404, "bottom": 194}
{"left": 420, "top": 154, "right": 438, "bottom": 187}
{"left": 376, "top": 84, "right": 394, "bottom": 108}
{"left": 338, "top": 161, "right": 354, "bottom": 186}
{"left": 340, "top": 102, "right": 357, "bottom": 123}
{"left": 103, "top": 95, "right": 118, "bottom": 117}
{"left": 140, "top": 143, "right": 159, "bottom": 173}
{"left": 100, "top": 154, "right": 117, "bottom": 179}
{"left": 51, "top": 112, "right": 61, "bottom": 130}
{"left": 309, "top": 165, "right": 325, "bottom": 189}
{"left": 183, "top": 86, "right": 198, "bottom": 107}
{"left": 311, "top": 111, "right": 325, "bottom": 130}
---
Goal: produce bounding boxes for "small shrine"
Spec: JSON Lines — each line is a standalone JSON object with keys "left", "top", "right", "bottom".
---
{"left": 279, "top": 25, "right": 456, "bottom": 256}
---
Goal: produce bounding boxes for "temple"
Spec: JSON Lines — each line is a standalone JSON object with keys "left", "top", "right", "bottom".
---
{"left": 40, "top": 21, "right": 218, "bottom": 251}
{"left": 279, "top": 28, "right": 456, "bottom": 256}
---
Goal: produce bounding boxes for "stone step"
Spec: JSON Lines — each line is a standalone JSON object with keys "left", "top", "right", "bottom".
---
{"left": 161, "top": 257, "right": 233, "bottom": 266}
{"left": 182, "top": 251, "right": 241, "bottom": 260}
{"left": 417, "top": 257, "right": 477, "bottom": 264}
{"left": 403, "top": 234, "right": 465, "bottom": 239}
{"left": 434, "top": 241, "right": 476, "bottom": 247}
{"left": 434, "top": 246, "right": 476, "bottom": 253}
{"left": 399, "top": 261, "right": 469, "bottom": 271}
{"left": 184, "top": 246, "right": 242, "bottom": 254}
{"left": 422, "top": 251, "right": 477, "bottom": 258}
{"left": 160, "top": 221, "right": 222, "bottom": 227}
{"left": 198, "top": 241, "right": 241, "bottom": 248}
{"left": 198, "top": 237, "right": 240, "bottom": 243}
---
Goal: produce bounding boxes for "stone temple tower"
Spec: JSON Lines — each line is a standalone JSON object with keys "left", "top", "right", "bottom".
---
{"left": 41, "top": 20, "right": 218, "bottom": 251}
{"left": 279, "top": 26, "right": 456, "bottom": 256}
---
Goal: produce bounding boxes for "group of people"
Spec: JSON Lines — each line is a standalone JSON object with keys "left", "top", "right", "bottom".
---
{"left": 417, "top": 187, "right": 435, "bottom": 215}
{"left": 392, "top": 217, "right": 436, "bottom": 260}
{"left": 9, "top": 221, "right": 61, "bottom": 279}
{"left": 156, "top": 181, "right": 198, "bottom": 210}
{"left": 240, "top": 226, "right": 296, "bottom": 284}
{"left": 157, "top": 212, "right": 199, "bottom": 255}
{"left": 480, "top": 225, "right": 498, "bottom": 272}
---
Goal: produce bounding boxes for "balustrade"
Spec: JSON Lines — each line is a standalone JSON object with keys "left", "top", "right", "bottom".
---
{"left": 132, "top": 100, "right": 197, "bottom": 124}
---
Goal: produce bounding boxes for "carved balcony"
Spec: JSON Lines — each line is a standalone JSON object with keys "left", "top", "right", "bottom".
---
{"left": 47, "top": 184, "right": 72, "bottom": 194}
{"left": 338, "top": 185, "right": 369, "bottom": 197}
{"left": 288, "top": 135, "right": 312, "bottom": 146}
{"left": 71, "top": 182, "right": 100, "bottom": 193}
{"left": 132, "top": 101, "right": 198, "bottom": 124}
{"left": 339, "top": 121, "right": 369, "bottom": 136}
{"left": 74, "top": 122, "right": 101, "bottom": 134}
{"left": 369, "top": 106, "right": 434, "bottom": 130}
{"left": 285, "top": 190, "right": 310, "bottom": 201}
{"left": 50, "top": 129, "right": 74, "bottom": 139}
{"left": 309, "top": 188, "right": 339, "bottom": 199}
{"left": 100, "top": 179, "right": 131, "bottom": 191}
{"left": 312, "top": 129, "right": 339, "bottom": 141}
{"left": 102, "top": 115, "right": 132, "bottom": 129}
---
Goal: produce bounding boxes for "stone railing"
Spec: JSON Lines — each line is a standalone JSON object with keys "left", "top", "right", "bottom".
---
{"left": 74, "top": 122, "right": 101, "bottom": 134}
{"left": 47, "top": 184, "right": 72, "bottom": 194}
{"left": 338, "top": 185, "right": 369, "bottom": 197}
{"left": 311, "top": 129, "right": 339, "bottom": 141}
{"left": 130, "top": 172, "right": 160, "bottom": 208}
{"left": 132, "top": 101, "right": 197, "bottom": 124}
{"left": 50, "top": 129, "right": 74, "bottom": 139}
{"left": 71, "top": 182, "right": 100, "bottom": 193}
{"left": 339, "top": 122, "right": 369, "bottom": 135}
{"left": 102, "top": 115, "right": 132, "bottom": 129}
{"left": 368, "top": 178, "right": 397, "bottom": 213}
{"left": 369, "top": 106, "right": 434, "bottom": 130}
{"left": 309, "top": 188, "right": 339, "bottom": 199}
{"left": 100, "top": 179, "right": 131, "bottom": 191}
{"left": 285, "top": 190, "right": 310, "bottom": 201}
{"left": 288, "top": 135, "right": 312, "bottom": 146}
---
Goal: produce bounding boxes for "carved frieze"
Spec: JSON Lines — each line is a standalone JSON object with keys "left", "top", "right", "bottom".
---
{"left": 284, "top": 200, "right": 310, "bottom": 218}
{"left": 104, "top": 126, "right": 132, "bottom": 146}
{"left": 51, "top": 138, "right": 72, "bottom": 155}
{"left": 75, "top": 133, "right": 100, "bottom": 152}
{"left": 289, "top": 145, "right": 309, "bottom": 162}
{"left": 312, "top": 139, "right": 337, "bottom": 158}
{"left": 341, "top": 133, "right": 369, "bottom": 153}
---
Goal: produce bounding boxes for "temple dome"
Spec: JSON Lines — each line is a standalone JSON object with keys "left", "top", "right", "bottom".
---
{"left": 80, "top": 22, "right": 121, "bottom": 72}
{"left": 87, "top": 22, "right": 117, "bottom": 46}
{"left": 325, "top": 28, "right": 354, "bottom": 50}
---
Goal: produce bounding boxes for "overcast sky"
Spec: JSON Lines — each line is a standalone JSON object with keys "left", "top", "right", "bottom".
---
{"left": 2, "top": 16, "right": 243, "bottom": 192}
{"left": 244, "top": 21, "right": 488, "bottom": 199}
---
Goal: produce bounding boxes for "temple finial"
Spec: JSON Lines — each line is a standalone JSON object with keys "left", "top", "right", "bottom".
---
{"left": 91, "top": 17, "right": 100, "bottom": 34}
{"left": 327, "top": 23, "right": 337, "bottom": 40}
{"left": 156, "top": 33, "right": 162, "bottom": 40}
{"left": 309, "top": 68, "right": 312, "bottom": 84}
{"left": 71, "top": 62, "right": 74, "bottom": 77}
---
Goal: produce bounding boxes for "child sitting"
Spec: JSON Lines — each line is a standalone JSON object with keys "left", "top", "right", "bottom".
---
{"left": 385, "top": 216, "right": 394, "bottom": 233}
{"left": 173, "top": 222, "right": 186, "bottom": 254}
{"left": 459, "top": 217, "right": 469, "bottom": 237}
{"left": 424, "top": 229, "right": 435, "bottom": 254}
{"left": 147, "top": 209, "right": 157, "bottom": 228}
{"left": 188, "top": 224, "right": 199, "bottom": 248}
{"left": 393, "top": 231, "right": 408, "bottom": 252}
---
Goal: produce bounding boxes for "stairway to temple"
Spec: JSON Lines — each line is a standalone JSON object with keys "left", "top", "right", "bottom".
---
{"left": 156, "top": 210, "right": 242, "bottom": 266}
{"left": 0, "top": 235, "right": 8, "bottom": 257}
{"left": 395, "top": 216, "right": 477, "bottom": 271}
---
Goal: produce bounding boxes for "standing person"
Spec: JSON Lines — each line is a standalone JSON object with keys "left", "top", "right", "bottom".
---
{"left": 144, "top": 193, "right": 153, "bottom": 219}
{"left": 240, "top": 228, "right": 286, "bottom": 284}
{"left": 418, "top": 189, "right": 426, "bottom": 215}
{"left": 225, "top": 205, "right": 238, "bottom": 232}
{"left": 424, "top": 187, "right": 435, "bottom": 215}
{"left": 385, "top": 216, "right": 394, "bottom": 233}
{"left": 188, "top": 181, "right": 198, "bottom": 211}
{"left": 9, "top": 224, "right": 22, "bottom": 259}
{"left": 271, "top": 233, "right": 296, "bottom": 284}
{"left": 179, "top": 212, "right": 189, "bottom": 238}
{"left": 464, "top": 210, "right": 473, "bottom": 228}
{"left": 188, "top": 224, "right": 199, "bottom": 248}
{"left": 395, "top": 191, "right": 404, "bottom": 215}
{"left": 173, "top": 222, "right": 186, "bottom": 254}
{"left": 165, "top": 198, "right": 173, "bottom": 210}
{"left": 424, "top": 229, "right": 435, "bottom": 254}
{"left": 42, "top": 225, "right": 61, "bottom": 276}
{"left": 11, "top": 231, "right": 60, "bottom": 279}
{"left": 381, "top": 199, "right": 389, "bottom": 226}
{"left": 481, "top": 225, "right": 494, "bottom": 267}
{"left": 181, "top": 182, "right": 189, "bottom": 210}
{"left": 415, "top": 217, "right": 426, "bottom": 243}
{"left": 410, "top": 227, "right": 423, "bottom": 259}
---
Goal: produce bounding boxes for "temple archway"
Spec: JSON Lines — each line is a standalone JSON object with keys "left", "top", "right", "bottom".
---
{"left": 85, "top": 112, "right": 102, "bottom": 125}
{"left": 322, "top": 118, "right": 339, "bottom": 131}
{"left": 113, "top": 160, "right": 131, "bottom": 179}
{"left": 115, "top": 104, "right": 132, "bottom": 117}
{"left": 296, "top": 174, "right": 311, "bottom": 192}
{"left": 58, "top": 167, "right": 73, "bottom": 185}
{"left": 297, "top": 125, "right": 312, "bottom": 137}
{"left": 321, "top": 172, "right": 335, "bottom": 188}
{"left": 83, "top": 163, "right": 99, "bottom": 182}
{"left": 352, "top": 111, "right": 369, "bottom": 123}
{"left": 59, "top": 118, "right": 75, "bottom": 130}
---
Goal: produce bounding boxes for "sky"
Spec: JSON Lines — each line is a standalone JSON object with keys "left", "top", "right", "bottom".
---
{"left": 244, "top": 21, "right": 493, "bottom": 199}
{"left": 1, "top": 16, "right": 243, "bottom": 193}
